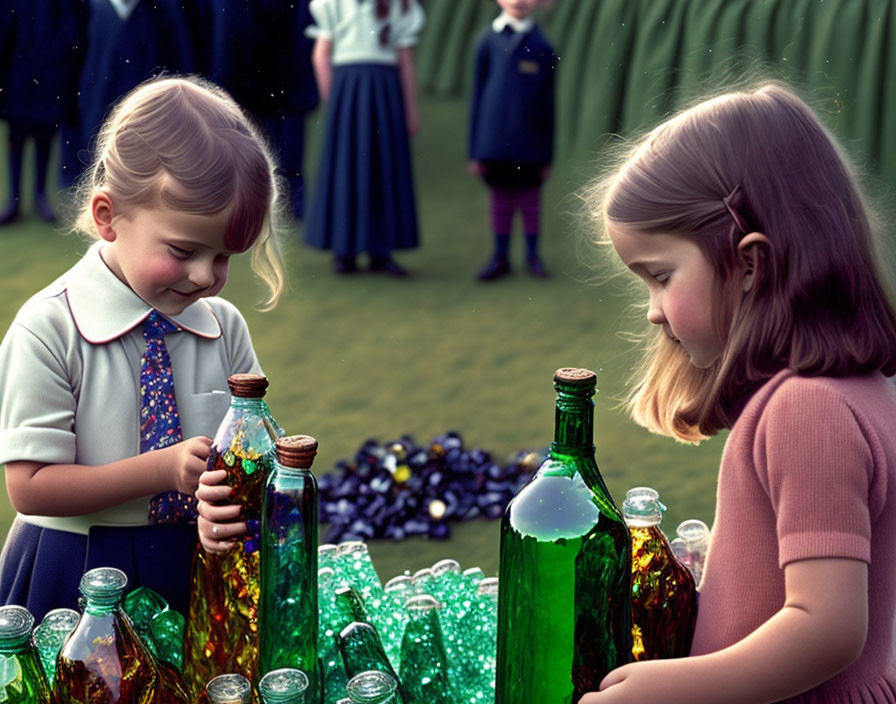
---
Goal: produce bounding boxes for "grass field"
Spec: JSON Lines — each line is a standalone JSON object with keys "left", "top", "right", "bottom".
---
{"left": 0, "top": 94, "right": 725, "bottom": 582}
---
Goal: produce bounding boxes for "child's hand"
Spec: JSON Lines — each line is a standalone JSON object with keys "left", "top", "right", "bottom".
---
{"left": 579, "top": 660, "right": 682, "bottom": 703}
{"left": 163, "top": 436, "right": 212, "bottom": 495}
{"left": 468, "top": 160, "right": 485, "bottom": 177}
{"left": 195, "top": 468, "right": 247, "bottom": 553}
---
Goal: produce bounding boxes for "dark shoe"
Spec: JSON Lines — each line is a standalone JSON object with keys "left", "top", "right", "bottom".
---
{"left": 0, "top": 199, "right": 19, "bottom": 226}
{"left": 369, "top": 256, "right": 409, "bottom": 277}
{"left": 476, "top": 256, "right": 511, "bottom": 281}
{"left": 526, "top": 255, "right": 549, "bottom": 278}
{"left": 35, "top": 193, "right": 56, "bottom": 223}
{"left": 333, "top": 255, "right": 358, "bottom": 274}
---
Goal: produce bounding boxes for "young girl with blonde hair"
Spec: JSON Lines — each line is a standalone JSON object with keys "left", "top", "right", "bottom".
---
{"left": 0, "top": 75, "right": 285, "bottom": 621}
{"left": 580, "top": 83, "right": 896, "bottom": 703}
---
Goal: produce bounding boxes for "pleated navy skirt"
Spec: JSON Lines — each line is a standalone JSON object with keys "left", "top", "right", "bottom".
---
{"left": 305, "top": 63, "right": 420, "bottom": 257}
{"left": 0, "top": 518, "right": 197, "bottom": 622}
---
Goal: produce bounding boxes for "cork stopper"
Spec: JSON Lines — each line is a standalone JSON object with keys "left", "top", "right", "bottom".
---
{"left": 227, "top": 373, "right": 269, "bottom": 398}
{"left": 553, "top": 368, "right": 596, "bottom": 386}
{"left": 275, "top": 434, "right": 318, "bottom": 468}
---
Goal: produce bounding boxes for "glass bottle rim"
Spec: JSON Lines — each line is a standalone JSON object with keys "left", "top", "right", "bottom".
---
{"left": 431, "top": 558, "right": 461, "bottom": 577}
{"left": 346, "top": 670, "right": 397, "bottom": 702}
{"left": 476, "top": 577, "right": 499, "bottom": 597}
{"left": 404, "top": 593, "right": 442, "bottom": 614}
{"left": 39, "top": 608, "right": 80, "bottom": 633}
{"left": 0, "top": 605, "right": 34, "bottom": 646}
{"left": 79, "top": 567, "right": 128, "bottom": 601}
{"left": 207, "top": 673, "right": 252, "bottom": 702}
{"left": 259, "top": 667, "right": 309, "bottom": 698}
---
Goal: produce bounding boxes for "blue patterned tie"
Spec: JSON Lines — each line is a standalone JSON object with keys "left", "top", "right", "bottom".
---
{"left": 141, "top": 310, "right": 198, "bottom": 524}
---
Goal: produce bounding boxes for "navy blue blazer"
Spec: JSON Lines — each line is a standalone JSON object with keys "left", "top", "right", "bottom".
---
{"left": 468, "top": 23, "right": 557, "bottom": 165}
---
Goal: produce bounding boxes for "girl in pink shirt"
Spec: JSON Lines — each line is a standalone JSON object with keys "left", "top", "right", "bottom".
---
{"left": 579, "top": 83, "right": 896, "bottom": 703}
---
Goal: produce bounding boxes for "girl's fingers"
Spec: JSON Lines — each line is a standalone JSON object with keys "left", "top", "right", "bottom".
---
{"left": 200, "top": 537, "right": 236, "bottom": 554}
{"left": 198, "top": 469, "right": 228, "bottom": 486}
{"left": 196, "top": 501, "right": 242, "bottom": 523}
{"left": 195, "top": 483, "right": 234, "bottom": 504}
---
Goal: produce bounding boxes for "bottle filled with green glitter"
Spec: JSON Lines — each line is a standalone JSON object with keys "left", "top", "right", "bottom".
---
{"left": 32, "top": 607, "right": 79, "bottom": 687}
{"left": 185, "top": 374, "right": 282, "bottom": 698}
{"left": 259, "top": 435, "right": 320, "bottom": 692}
{"left": 0, "top": 605, "right": 52, "bottom": 703}
{"left": 495, "top": 368, "right": 632, "bottom": 704}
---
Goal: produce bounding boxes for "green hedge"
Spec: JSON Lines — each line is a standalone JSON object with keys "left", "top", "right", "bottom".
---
{"left": 418, "top": 0, "right": 896, "bottom": 191}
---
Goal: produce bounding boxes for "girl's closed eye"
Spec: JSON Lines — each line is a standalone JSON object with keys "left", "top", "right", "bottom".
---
{"left": 651, "top": 271, "right": 670, "bottom": 284}
{"left": 168, "top": 245, "right": 194, "bottom": 260}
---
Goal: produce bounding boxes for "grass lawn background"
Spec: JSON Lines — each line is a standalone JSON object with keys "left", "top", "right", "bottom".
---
{"left": 0, "top": 94, "right": 726, "bottom": 583}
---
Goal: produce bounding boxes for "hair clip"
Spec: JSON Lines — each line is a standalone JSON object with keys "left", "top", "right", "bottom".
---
{"left": 722, "top": 184, "right": 752, "bottom": 236}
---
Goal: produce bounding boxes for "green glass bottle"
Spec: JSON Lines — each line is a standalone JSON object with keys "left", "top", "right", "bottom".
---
{"left": 336, "top": 622, "right": 403, "bottom": 692}
{"left": 0, "top": 605, "right": 51, "bottom": 703}
{"left": 258, "top": 668, "right": 310, "bottom": 704}
{"left": 495, "top": 368, "right": 632, "bottom": 704}
{"left": 623, "top": 487, "right": 697, "bottom": 661}
{"left": 259, "top": 434, "right": 320, "bottom": 695}
{"left": 32, "top": 607, "right": 79, "bottom": 687}
{"left": 398, "top": 595, "right": 452, "bottom": 704}
{"left": 185, "top": 374, "right": 281, "bottom": 697}
{"left": 346, "top": 671, "right": 401, "bottom": 704}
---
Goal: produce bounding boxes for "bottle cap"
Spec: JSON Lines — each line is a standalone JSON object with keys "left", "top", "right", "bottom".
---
{"left": 346, "top": 670, "right": 397, "bottom": 702}
{"left": 622, "top": 486, "right": 666, "bottom": 523}
{"left": 227, "top": 373, "right": 269, "bottom": 398}
{"left": 0, "top": 605, "right": 34, "bottom": 644}
{"left": 431, "top": 558, "right": 461, "bottom": 578}
{"left": 275, "top": 435, "right": 318, "bottom": 468}
{"left": 404, "top": 593, "right": 442, "bottom": 614}
{"left": 259, "top": 668, "right": 309, "bottom": 699}
{"left": 79, "top": 567, "right": 128, "bottom": 600}
{"left": 553, "top": 368, "right": 597, "bottom": 386}
{"left": 206, "top": 673, "right": 252, "bottom": 703}
{"left": 476, "top": 577, "right": 499, "bottom": 597}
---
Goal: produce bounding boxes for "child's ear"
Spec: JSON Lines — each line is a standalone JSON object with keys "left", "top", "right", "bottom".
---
{"left": 737, "top": 231, "right": 771, "bottom": 293}
{"left": 92, "top": 192, "right": 116, "bottom": 242}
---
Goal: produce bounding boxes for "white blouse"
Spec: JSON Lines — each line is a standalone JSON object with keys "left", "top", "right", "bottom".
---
{"left": 0, "top": 242, "right": 262, "bottom": 534}
{"left": 307, "top": 0, "right": 425, "bottom": 66}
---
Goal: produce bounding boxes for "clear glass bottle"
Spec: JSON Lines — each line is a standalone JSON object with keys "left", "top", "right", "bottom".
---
{"left": 670, "top": 519, "right": 710, "bottom": 586}
{"left": 0, "top": 605, "right": 51, "bottom": 703}
{"left": 204, "top": 674, "right": 252, "bottom": 704}
{"left": 185, "top": 374, "right": 280, "bottom": 697}
{"left": 495, "top": 368, "right": 632, "bottom": 704}
{"left": 258, "top": 668, "right": 310, "bottom": 704}
{"left": 623, "top": 488, "right": 697, "bottom": 661}
{"left": 346, "top": 670, "right": 401, "bottom": 704}
{"left": 32, "top": 607, "right": 79, "bottom": 687}
{"left": 259, "top": 435, "right": 319, "bottom": 694}
{"left": 55, "top": 567, "right": 189, "bottom": 703}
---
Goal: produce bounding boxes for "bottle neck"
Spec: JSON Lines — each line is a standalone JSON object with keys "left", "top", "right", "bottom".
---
{"left": 550, "top": 390, "right": 595, "bottom": 456}
{"left": 232, "top": 396, "right": 267, "bottom": 412}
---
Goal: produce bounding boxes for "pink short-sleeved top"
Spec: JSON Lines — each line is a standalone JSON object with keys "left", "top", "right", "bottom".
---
{"left": 690, "top": 369, "right": 896, "bottom": 702}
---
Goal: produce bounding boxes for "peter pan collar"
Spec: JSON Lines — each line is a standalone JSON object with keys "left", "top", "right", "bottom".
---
{"left": 65, "top": 242, "right": 222, "bottom": 344}
{"left": 492, "top": 12, "right": 535, "bottom": 34}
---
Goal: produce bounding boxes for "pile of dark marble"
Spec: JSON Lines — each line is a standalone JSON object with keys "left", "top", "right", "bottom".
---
{"left": 317, "top": 432, "right": 544, "bottom": 543}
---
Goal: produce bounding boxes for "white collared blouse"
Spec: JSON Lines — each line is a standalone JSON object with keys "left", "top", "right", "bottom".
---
{"left": 0, "top": 241, "right": 262, "bottom": 534}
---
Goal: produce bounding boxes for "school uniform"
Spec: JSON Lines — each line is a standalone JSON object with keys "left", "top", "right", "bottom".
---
{"left": 77, "top": 0, "right": 201, "bottom": 182}
{"left": 469, "top": 12, "right": 556, "bottom": 187}
{"left": 304, "top": 0, "right": 424, "bottom": 258}
{"left": 0, "top": 241, "right": 261, "bottom": 621}
{"left": 207, "top": 0, "right": 319, "bottom": 218}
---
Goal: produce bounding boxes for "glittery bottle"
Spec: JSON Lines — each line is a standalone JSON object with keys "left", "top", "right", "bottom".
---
{"left": 185, "top": 374, "right": 281, "bottom": 697}
{"left": 54, "top": 567, "right": 189, "bottom": 704}
{"left": 259, "top": 435, "right": 320, "bottom": 696}
{"left": 0, "top": 605, "right": 51, "bottom": 703}
{"left": 624, "top": 488, "right": 697, "bottom": 661}
{"left": 495, "top": 368, "right": 632, "bottom": 704}
{"left": 32, "top": 607, "right": 78, "bottom": 687}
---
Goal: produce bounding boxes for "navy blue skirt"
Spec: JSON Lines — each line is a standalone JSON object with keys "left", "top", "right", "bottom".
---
{"left": 305, "top": 63, "right": 420, "bottom": 256}
{"left": 0, "top": 519, "right": 197, "bottom": 622}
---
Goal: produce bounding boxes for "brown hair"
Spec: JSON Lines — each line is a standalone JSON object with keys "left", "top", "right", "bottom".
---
{"left": 584, "top": 82, "right": 896, "bottom": 442}
{"left": 72, "top": 75, "right": 286, "bottom": 309}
